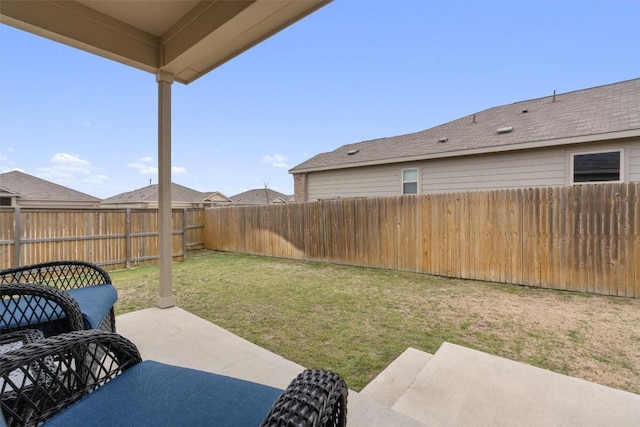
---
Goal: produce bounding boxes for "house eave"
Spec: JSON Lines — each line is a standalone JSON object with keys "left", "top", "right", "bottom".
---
{"left": 11, "top": 200, "right": 102, "bottom": 208}
{"left": 290, "top": 129, "right": 640, "bottom": 174}
{"left": 0, "top": 0, "right": 331, "bottom": 85}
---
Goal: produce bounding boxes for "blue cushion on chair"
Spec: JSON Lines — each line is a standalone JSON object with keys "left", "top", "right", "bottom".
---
{"left": 1, "top": 296, "right": 63, "bottom": 330}
{"left": 1, "top": 285, "right": 117, "bottom": 331}
{"left": 43, "top": 360, "right": 284, "bottom": 427}
{"left": 66, "top": 284, "right": 117, "bottom": 329}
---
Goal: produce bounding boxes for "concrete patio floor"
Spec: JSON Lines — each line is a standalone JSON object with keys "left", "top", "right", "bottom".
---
{"left": 117, "top": 307, "right": 640, "bottom": 427}
{"left": 116, "top": 307, "right": 424, "bottom": 427}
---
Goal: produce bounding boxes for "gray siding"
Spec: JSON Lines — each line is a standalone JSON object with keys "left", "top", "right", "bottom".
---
{"left": 307, "top": 164, "right": 405, "bottom": 200}
{"left": 630, "top": 140, "right": 640, "bottom": 182}
{"left": 422, "top": 149, "right": 565, "bottom": 193}
{"left": 305, "top": 139, "right": 640, "bottom": 199}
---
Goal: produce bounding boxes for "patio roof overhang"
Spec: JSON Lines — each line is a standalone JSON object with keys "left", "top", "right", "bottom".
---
{"left": 0, "top": 0, "right": 331, "bottom": 307}
{"left": 0, "top": 0, "right": 329, "bottom": 84}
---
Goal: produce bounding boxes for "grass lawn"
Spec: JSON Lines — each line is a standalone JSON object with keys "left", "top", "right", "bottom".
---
{"left": 112, "top": 250, "right": 640, "bottom": 394}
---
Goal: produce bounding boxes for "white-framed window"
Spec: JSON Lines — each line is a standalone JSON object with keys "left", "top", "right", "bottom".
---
{"left": 402, "top": 168, "right": 419, "bottom": 194}
{"left": 570, "top": 149, "right": 623, "bottom": 184}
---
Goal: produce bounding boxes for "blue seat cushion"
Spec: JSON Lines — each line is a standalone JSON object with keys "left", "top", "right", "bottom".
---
{"left": 1, "top": 284, "right": 117, "bottom": 330}
{"left": 1, "top": 295, "right": 64, "bottom": 330}
{"left": 43, "top": 360, "right": 284, "bottom": 427}
{"left": 66, "top": 284, "right": 117, "bottom": 329}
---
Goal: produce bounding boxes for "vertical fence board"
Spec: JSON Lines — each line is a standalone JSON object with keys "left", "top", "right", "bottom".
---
{"left": 634, "top": 184, "right": 640, "bottom": 298}
{"left": 420, "top": 195, "right": 432, "bottom": 273}
{"left": 447, "top": 194, "right": 457, "bottom": 277}
{"left": 577, "top": 185, "right": 589, "bottom": 293}
{"left": 617, "top": 184, "right": 629, "bottom": 296}
{"left": 0, "top": 209, "right": 15, "bottom": 267}
{"left": 472, "top": 191, "right": 481, "bottom": 280}
{"left": 457, "top": 193, "right": 466, "bottom": 278}
{"left": 537, "top": 188, "right": 547, "bottom": 287}
{"left": 604, "top": 185, "right": 615, "bottom": 295}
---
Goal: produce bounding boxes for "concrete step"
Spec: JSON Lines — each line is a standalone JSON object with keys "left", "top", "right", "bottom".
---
{"left": 348, "top": 391, "right": 427, "bottom": 427}
{"left": 360, "top": 347, "right": 433, "bottom": 408}
{"left": 392, "top": 342, "right": 640, "bottom": 427}
{"left": 117, "top": 308, "right": 427, "bottom": 427}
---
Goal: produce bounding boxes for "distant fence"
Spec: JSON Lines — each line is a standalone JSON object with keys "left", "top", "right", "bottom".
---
{"left": 205, "top": 183, "right": 639, "bottom": 298}
{"left": 0, "top": 208, "right": 205, "bottom": 271}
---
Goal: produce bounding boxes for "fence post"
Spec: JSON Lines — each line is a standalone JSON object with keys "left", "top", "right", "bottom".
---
{"left": 13, "top": 207, "right": 21, "bottom": 267}
{"left": 182, "top": 208, "right": 187, "bottom": 258}
{"left": 126, "top": 208, "right": 131, "bottom": 269}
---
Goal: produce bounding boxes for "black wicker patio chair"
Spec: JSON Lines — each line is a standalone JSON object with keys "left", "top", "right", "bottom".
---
{"left": 0, "top": 261, "right": 117, "bottom": 337}
{"left": 0, "top": 330, "right": 348, "bottom": 427}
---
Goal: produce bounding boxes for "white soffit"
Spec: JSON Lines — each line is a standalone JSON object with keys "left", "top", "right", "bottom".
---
{"left": 0, "top": 0, "right": 331, "bottom": 84}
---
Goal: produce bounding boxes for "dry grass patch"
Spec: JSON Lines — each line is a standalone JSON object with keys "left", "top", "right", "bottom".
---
{"left": 112, "top": 250, "right": 640, "bottom": 393}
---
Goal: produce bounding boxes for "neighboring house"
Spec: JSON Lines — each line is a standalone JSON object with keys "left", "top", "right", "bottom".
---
{"left": 101, "top": 183, "right": 233, "bottom": 208}
{"left": 0, "top": 170, "right": 101, "bottom": 208}
{"left": 230, "top": 188, "right": 292, "bottom": 206}
{"left": 290, "top": 78, "right": 640, "bottom": 201}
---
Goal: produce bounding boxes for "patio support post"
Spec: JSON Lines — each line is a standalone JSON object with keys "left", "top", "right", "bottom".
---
{"left": 156, "top": 71, "right": 176, "bottom": 309}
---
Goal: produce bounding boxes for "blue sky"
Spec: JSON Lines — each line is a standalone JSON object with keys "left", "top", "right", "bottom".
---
{"left": 1, "top": 1, "right": 639, "bottom": 199}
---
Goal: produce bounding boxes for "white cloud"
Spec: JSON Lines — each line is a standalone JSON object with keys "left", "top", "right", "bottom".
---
{"left": 84, "top": 174, "right": 109, "bottom": 184}
{"left": 140, "top": 166, "right": 158, "bottom": 175}
{"left": 46, "top": 152, "right": 91, "bottom": 175}
{"left": 51, "top": 152, "right": 90, "bottom": 166}
{"left": 0, "top": 152, "right": 104, "bottom": 197}
{"left": 39, "top": 169, "right": 75, "bottom": 179}
{"left": 0, "top": 152, "right": 15, "bottom": 171}
{"left": 127, "top": 162, "right": 147, "bottom": 169}
{"left": 262, "top": 153, "right": 289, "bottom": 169}
{"left": 127, "top": 157, "right": 186, "bottom": 176}
{"left": 0, "top": 167, "right": 24, "bottom": 174}
{"left": 128, "top": 157, "right": 156, "bottom": 175}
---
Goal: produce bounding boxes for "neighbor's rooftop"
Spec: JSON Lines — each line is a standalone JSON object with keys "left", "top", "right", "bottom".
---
{"left": 290, "top": 78, "right": 640, "bottom": 173}
{"left": 0, "top": 170, "right": 100, "bottom": 202}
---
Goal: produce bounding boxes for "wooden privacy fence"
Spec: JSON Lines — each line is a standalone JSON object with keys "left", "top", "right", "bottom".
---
{"left": 205, "top": 183, "right": 640, "bottom": 298}
{"left": 0, "top": 208, "right": 205, "bottom": 270}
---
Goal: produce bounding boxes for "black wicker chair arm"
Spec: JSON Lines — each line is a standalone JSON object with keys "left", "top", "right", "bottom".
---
{"left": 261, "top": 369, "right": 348, "bottom": 427}
{"left": 0, "top": 329, "right": 44, "bottom": 347}
{"left": 1, "top": 330, "right": 141, "bottom": 427}
{"left": 0, "top": 261, "right": 112, "bottom": 290}
{"left": 0, "top": 329, "right": 141, "bottom": 374}
{"left": 0, "top": 283, "right": 85, "bottom": 335}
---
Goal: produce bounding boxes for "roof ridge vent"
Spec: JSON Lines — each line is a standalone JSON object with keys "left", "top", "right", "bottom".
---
{"left": 497, "top": 126, "right": 513, "bottom": 134}
{"left": 347, "top": 149, "right": 359, "bottom": 155}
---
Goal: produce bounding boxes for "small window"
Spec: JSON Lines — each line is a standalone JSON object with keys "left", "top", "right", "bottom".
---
{"left": 572, "top": 150, "right": 622, "bottom": 184}
{"left": 402, "top": 168, "right": 418, "bottom": 194}
{"left": 0, "top": 197, "right": 12, "bottom": 206}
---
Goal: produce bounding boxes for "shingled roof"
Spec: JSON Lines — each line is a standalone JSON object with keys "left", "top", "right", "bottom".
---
{"left": 102, "top": 182, "right": 223, "bottom": 204}
{"left": 230, "top": 188, "right": 291, "bottom": 205}
{"left": 0, "top": 170, "right": 100, "bottom": 202}
{"left": 290, "top": 78, "right": 640, "bottom": 173}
